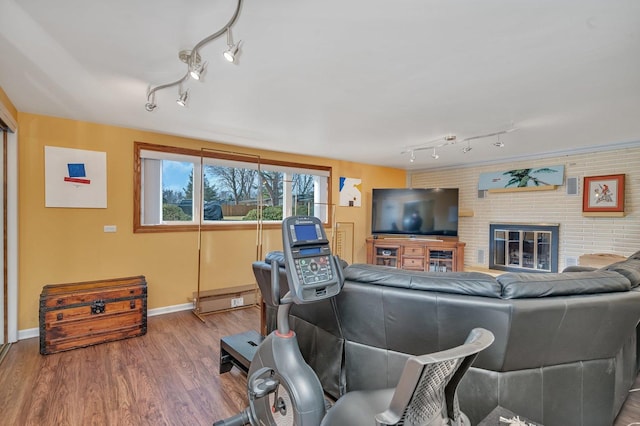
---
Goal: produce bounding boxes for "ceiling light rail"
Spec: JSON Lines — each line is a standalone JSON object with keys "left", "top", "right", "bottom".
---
{"left": 401, "top": 127, "right": 518, "bottom": 162}
{"left": 145, "top": 0, "right": 244, "bottom": 112}
{"left": 401, "top": 134, "right": 458, "bottom": 153}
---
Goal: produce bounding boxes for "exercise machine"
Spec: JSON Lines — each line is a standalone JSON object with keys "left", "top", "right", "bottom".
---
{"left": 214, "top": 215, "right": 495, "bottom": 426}
{"left": 214, "top": 215, "right": 344, "bottom": 426}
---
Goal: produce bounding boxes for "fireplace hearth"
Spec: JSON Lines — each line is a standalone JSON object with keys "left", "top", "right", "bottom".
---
{"left": 489, "top": 223, "right": 559, "bottom": 273}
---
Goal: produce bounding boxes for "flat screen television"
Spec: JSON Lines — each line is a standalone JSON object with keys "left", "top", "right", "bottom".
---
{"left": 371, "top": 188, "right": 459, "bottom": 237}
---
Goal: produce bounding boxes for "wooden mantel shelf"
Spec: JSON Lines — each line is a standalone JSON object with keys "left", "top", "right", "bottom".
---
{"left": 582, "top": 211, "right": 625, "bottom": 217}
{"left": 488, "top": 185, "right": 557, "bottom": 193}
{"left": 459, "top": 209, "right": 474, "bottom": 217}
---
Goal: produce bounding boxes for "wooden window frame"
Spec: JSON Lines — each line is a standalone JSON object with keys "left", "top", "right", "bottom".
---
{"left": 133, "top": 142, "right": 333, "bottom": 233}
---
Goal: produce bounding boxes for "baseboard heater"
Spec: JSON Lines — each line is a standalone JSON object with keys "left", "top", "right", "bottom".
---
{"left": 192, "top": 284, "right": 258, "bottom": 314}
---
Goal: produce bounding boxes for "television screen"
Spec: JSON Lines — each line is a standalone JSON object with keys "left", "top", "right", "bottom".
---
{"left": 371, "top": 188, "right": 459, "bottom": 236}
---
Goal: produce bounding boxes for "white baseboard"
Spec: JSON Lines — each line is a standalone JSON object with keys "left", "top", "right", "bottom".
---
{"left": 18, "top": 302, "right": 194, "bottom": 341}
{"left": 18, "top": 328, "right": 39, "bottom": 340}
{"left": 148, "top": 302, "right": 193, "bottom": 317}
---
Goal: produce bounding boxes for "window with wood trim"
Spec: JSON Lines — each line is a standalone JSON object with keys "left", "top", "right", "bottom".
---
{"left": 134, "top": 142, "right": 332, "bottom": 232}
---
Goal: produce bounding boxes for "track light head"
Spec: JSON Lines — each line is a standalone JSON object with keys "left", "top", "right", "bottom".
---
{"left": 463, "top": 145, "right": 472, "bottom": 153}
{"left": 189, "top": 61, "right": 207, "bottom": 80}
{"left": 145, "top": 91, "right": 157, "bottom": 112}
{"left": 223, "top": 28, "right": 241, "bottom": 63}
{"left": 177, "top": 88, "right": 189, "bottom": 107}
{"left": 409, "top": 150, "right": 415, "bottom": 163}
{"left": 223, "top": 43, "right": 240, "bottom": 62}
{"left": 179, "top": 49, "right": 207, "bottom": 81}
{"left": 432, "top": 148, "right": 439, "bottom": 160}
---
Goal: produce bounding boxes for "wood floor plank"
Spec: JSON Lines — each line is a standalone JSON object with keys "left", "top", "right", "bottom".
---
{"left": 1, "top": 306, "right": 639, "bottom": 425}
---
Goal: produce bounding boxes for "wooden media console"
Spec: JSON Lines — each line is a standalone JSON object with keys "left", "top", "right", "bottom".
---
{"left": 366, "top": 237, "right": 465, "bottom": 272}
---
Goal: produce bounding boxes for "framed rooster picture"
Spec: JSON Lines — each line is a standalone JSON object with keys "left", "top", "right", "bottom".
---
{"left": 583, "top": 174, "right": 625, "bottom": 215}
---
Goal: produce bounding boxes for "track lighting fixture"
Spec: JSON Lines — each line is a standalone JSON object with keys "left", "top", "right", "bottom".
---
{"left": 223, "top": 28, "right": 241, "bottom": 63}
{"left": 177, "top": 87, "right": 189, "bottom": 107}
{"left": 144, "top": 0, "right": 243, "bottom": 111}
{"left": 401, "top": 127, "right": 518, "bottom": 162}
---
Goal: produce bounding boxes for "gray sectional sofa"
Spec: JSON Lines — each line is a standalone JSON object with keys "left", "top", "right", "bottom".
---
{"left": 252, "top": 250, "right": 640, "bottom": 426}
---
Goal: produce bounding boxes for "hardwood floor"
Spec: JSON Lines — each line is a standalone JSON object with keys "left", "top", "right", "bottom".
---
{"left": 618, "top": 375, "right": 640, "bottom": 426}
{"left": 1, "top": 307, "right": 639, "bottom": 425}
{"left": 0, "top": 308, "right": 259, "bottom": 426}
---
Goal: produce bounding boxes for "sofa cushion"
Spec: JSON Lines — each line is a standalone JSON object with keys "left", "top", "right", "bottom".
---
{"left": 600, "top": 258, "right": 640, "bottom": 288}
{"left": 343, "top": 264, "right": 502, "bottom": 298}
{"left": 498, "top": 270, "right": 631, "bottom": 299}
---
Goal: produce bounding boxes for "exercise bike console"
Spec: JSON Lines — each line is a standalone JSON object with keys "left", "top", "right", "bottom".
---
{"left": 282, "top": 216, "right": 342, "bottom": 304}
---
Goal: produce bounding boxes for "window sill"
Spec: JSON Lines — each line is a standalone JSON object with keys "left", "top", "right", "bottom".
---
{"left": 133, "top": 221, "right": 330, "bottom": 233}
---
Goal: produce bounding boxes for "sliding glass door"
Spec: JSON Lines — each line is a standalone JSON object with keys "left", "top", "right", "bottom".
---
{"left": 0, "top": 122, "right": 17, "bottom": 363}
{"left": 1, "top": 128, "right": 6, "bottom": 355}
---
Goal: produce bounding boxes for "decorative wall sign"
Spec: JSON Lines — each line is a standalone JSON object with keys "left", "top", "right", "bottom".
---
{"left": 45, "top": 146, "right": 107, "bottom": 208}
{"left": 583, "top": 174, "right": 625, "bottom": 215}
{"left": 339, "top": 177, "right": 362, "bottom": 207}
{"left": 478, "top": 165, "right": 564, "bottom": 192}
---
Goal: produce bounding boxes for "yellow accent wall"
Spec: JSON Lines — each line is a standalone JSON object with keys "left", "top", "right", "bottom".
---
{"left": 18, "top": 112, "right": 406, "bottom": 330}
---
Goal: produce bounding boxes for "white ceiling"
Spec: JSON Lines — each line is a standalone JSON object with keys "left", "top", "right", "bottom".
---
{"left": 1, "top": 0, "right": 639, "bottom": 170}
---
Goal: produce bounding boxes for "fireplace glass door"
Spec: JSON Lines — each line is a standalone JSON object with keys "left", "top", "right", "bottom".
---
{"left": 490, "top": 224, "right": 558, "bottom": 272}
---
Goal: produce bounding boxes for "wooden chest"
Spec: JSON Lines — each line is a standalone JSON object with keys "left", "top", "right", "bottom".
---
{"left": 39, "top": 276, "right": 147, "bottom": 355}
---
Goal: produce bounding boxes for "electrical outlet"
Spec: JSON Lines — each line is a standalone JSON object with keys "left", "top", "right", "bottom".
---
{"left": 103, "top": 225, "right": 117, "bottom": 233}
{"left": 231, "top": 297, "right": 244, "bottom": 308}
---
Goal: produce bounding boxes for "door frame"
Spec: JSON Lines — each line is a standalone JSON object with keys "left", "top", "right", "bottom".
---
{"left": 1, "top": 127, "right": 18, "bottom": 345}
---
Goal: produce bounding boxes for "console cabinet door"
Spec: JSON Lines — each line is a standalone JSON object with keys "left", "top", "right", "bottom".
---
{"left": 371, "top": 244, "right": 400, "bottom": 267}
{"left": 427, "top": 249, "right": 455, "bottom": 272}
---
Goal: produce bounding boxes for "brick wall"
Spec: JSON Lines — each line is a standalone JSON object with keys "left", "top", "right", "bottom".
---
{"left": 409, "top": 145, "right": 640, "bottom": 270}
